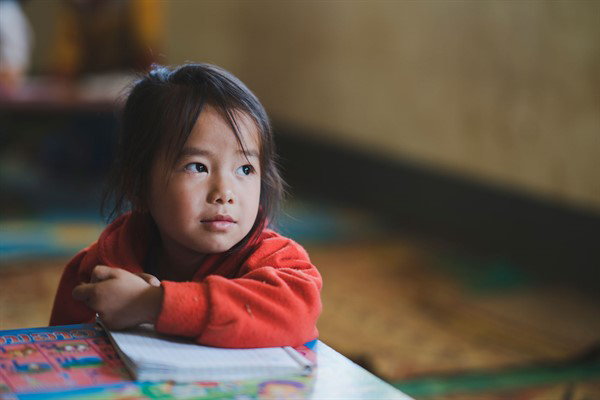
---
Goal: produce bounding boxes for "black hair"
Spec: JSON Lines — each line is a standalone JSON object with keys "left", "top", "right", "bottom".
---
{"left": 102, "top": 63, "right": 285, "bottom": 251}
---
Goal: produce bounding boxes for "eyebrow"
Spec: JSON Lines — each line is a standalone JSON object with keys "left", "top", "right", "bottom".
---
{"left": 179, "top": 147, "right": 259, "bottom": 159}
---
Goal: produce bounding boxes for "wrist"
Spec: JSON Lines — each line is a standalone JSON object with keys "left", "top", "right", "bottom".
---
{"left": 142, "top": 285, "right": 163, "bottom": 325}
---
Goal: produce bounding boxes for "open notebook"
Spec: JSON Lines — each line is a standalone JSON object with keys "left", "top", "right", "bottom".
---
{"left": 101, "top": 323, "right": 315, "bottom": 382}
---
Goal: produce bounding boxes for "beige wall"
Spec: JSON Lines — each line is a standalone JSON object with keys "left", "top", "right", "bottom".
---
{"left": 24, "top": 0, "right": 600, "bottom": 212}
{"left": 166, "top": 1, "right": 600, "bottom": 213}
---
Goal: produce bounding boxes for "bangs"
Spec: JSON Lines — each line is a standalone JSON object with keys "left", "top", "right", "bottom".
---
{"left": 160, "top": 95, "right": 262, "bottom": 176}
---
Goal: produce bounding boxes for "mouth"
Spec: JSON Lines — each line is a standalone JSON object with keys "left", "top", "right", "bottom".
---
{"left": 202, "top": 215, "right": 236, "bottom": 223}
{"left": 201, "top": 215, "right": 236, "bottom": 231}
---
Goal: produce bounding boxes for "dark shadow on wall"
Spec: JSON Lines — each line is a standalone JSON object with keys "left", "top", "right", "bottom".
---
{"left": 274, "top": 122, "right": 600, "bottom": 295}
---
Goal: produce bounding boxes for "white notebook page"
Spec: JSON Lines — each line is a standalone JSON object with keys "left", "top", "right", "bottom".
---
{"left": 108, "top": 325, "right": 307, "bottom": 371}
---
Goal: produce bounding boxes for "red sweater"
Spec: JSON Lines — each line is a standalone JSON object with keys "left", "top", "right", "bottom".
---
{"left": 49, "top": 213, "right": 322, "bottom": 348}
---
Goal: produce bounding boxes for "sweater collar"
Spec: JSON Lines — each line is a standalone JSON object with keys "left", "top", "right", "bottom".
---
{"left": 97, "top": 212, "right": 154, "bottom": 273}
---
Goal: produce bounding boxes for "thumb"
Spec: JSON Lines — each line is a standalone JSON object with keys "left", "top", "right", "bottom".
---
{"left": 72, "top": 283, "right": 94, "bottom": 302}
{"left": 136, "top": 272, "right": 161, "bottom": 287}
{"left": 90, "top": 265, "right": 118, "bottom": 283}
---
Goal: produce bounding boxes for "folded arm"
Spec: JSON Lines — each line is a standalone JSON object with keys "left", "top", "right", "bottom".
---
{"left": 156, "top": 236, "right": 322, "bottom": 348}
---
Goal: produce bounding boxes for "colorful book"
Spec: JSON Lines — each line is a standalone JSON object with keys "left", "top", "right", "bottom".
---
{"left": 0, "top": 324, "right": 315, "bottom": 399}
{"left": 0, "top": 324, "right": 131, "bottom": 397}
{"left": 101, "top": 322, "right": 315, "bottom": 382}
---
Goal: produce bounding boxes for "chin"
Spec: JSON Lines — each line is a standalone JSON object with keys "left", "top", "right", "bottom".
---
{"left": 199, "top": 241, "right": 238, "bottom": 254}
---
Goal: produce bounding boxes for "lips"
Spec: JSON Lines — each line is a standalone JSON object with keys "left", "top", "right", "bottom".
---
{"left": 201, "top": 215, "right": 236, "bottom": 231}
{"left": 202, "top": 215, "right": 235, "bottom": 223}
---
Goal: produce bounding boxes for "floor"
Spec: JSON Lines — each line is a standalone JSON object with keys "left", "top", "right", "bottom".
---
{"left": 1, "top": 203, "right": 599, "bottom": 399}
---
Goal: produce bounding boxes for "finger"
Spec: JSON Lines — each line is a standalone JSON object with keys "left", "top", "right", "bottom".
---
{"left": 136, "top": 273, "right": 161, "bottom": 287}
{"left": 72, "top": 283, "right": 95, "bottom": 302}
{"left": 90, "top": 265, "right": 117, "bottom": 283}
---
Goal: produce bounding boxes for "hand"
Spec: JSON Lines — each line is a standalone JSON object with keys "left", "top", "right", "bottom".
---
{"left": 92, "top": 268, "right": 161, "bottom": 287}
{"left": 72, "top": 265, "right": 162, "bottom": 330}
{"left": 133, "top": 272, "right": 161, "bottom": 287}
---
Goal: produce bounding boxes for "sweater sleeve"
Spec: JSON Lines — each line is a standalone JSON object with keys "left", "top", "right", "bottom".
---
{"left": 49, "top": 249, "right": 97, "bottom": 326}
{"left": 155, "top": 235, "right": 322, "bottom": 348}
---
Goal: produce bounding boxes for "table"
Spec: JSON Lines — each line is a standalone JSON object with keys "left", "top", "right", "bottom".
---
{"left": 310, "top": 341, "right": 411, "bottom": 399}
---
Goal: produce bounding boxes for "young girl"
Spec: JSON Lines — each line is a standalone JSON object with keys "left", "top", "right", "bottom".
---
{"left": 49, "top": 63, "right": 322, "bottom": 348}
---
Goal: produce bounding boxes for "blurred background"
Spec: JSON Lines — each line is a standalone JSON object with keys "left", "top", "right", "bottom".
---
{"left": 1, "top": 0, "right": 599, "bottom": 398}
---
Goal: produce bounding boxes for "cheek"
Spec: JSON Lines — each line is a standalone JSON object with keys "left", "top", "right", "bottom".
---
{"left": 251, "top": 183, "right": 262, "bottom": 221}
{"left": 169, "top": 183, "right": 201, "bottom": 217}
{"left": 147, "top": 167, "right": 168, "bottom": 211}
{"left": 148, "top": 190, "right": 169, "bottom": 224}
{"left": 252, "top": 180, "right": 262, "bottom": 208}
{"left": 241, "top": 181, "right": 261, "bottom": 222}
{"left": 150, "top": 180, "right": 190, "bottom": 220}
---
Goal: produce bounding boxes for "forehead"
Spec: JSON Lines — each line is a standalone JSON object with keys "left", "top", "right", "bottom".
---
{"left": 186, "top": 106, "right": 260, "bottom": 152}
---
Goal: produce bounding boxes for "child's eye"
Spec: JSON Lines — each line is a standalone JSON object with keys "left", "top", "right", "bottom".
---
{"left": 184, "top": 163, "right": 208, "bottom": 173}
{"left": 236, "top": 165, "right": 255, "bottom": 176}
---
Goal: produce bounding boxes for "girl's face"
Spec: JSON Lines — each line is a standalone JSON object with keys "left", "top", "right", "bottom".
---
{"left": 148, "top": 106, "right": 261, "bottom": 260}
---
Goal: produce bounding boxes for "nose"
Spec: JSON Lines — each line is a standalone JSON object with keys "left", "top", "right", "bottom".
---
{"left": 207, "top": 175, "right": 235, "bottom": 205}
